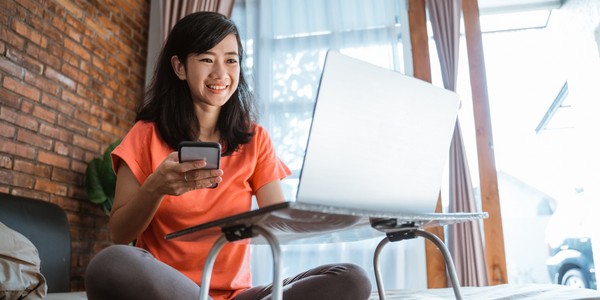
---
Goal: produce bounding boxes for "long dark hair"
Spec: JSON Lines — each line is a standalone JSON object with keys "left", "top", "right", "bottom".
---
{"left": 137, "top": 12, "right": 256, "bottom": 156}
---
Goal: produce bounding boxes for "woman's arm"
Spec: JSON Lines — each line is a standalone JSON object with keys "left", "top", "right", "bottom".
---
{"left": 109, "top": 152, "right": 223, "bottom": 244}
{"left": 255, "top": 179, "right": 286, "bottom": 208}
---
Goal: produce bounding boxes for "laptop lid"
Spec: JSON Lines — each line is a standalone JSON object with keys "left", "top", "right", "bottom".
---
{"left": 295, "top": 50, "right": 460, "bottom": 214}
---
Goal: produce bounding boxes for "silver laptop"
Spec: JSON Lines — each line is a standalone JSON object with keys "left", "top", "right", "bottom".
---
{"left": 294, "top": 50, "right": 459, "bottom": 214}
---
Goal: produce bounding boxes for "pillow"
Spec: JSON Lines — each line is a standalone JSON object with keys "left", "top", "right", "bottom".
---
{"left": 0, "top": 222, "right": 47, "bottom": 300}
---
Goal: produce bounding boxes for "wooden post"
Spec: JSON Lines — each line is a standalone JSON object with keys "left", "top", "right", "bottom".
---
{"left": 462, "top": 0, "right": 508, "bottom": 285}
{"left": 408, "top": 0, "right": 447, "bottom": 289}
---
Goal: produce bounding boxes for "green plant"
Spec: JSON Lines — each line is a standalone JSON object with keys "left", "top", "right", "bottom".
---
{"left": 85, "top": 139, "right": 121, "bottom": 217}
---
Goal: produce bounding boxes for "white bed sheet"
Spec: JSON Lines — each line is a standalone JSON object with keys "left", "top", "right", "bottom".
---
{"left": 369, "top": 284, "right": 600, "bottom": 300}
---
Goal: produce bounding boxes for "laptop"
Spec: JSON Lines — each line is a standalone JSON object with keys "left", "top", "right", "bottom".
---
{"left": 166, "top": 50, "right": 467, "bottom": 244}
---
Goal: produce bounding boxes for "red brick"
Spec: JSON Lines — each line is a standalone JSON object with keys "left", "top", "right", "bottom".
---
{"left": 68, "top": 186, "right": 86, "bottom": 200}
{"left": 100, "top": 122, "right": 124, "bottom": 138}
{"left": 50, "top": 195, "right": 81, "bottom": 212}
{"left": 93, "top": 35, "right": 116, "bottom": 55}
{"left": 36, "top": 0, "right": 66, "bottom": 18}
{"left": 0, "top": 123, "right": 16, "bottom": 138}
{"left": 132, "top": 31, "right": 145, "bottom": 49}
{"left": 0, "top": 140, "right": 35, "bottom": 159}
{"left": 114, "top": 0, "right": 134, "bottom": 17}
{"left": 11, "top": 188, "right": 48, "bottom": 201}
{"left": 61, "top": 90, "right": 90, "bottom": 111}
{"left": 107, "top": 80, "right": 126, "bottom": 97}
{"left": 84, "top": 17, "right": 109, "bottom": 39}
{"left": 3, "top": 77, "right": 40, "bottom": 102}
{"left": 121, "top": 14, "right": 140, "bottom": 36}
{"left": 90, "top": 105, "right": 115, "bottom": 123}
{"left": 38, "top": 151, "right": 70, "bottom": 169}
{"left": 0, "top": 107, "right": 38, "bottom": 132}
{"left": 48, "top": 42, "right": 79, "bottom": 67}
{"left": 115, "top": 94, "right": 135, "bottom": 111}
{"left": 129, "top": 71, "right": 144, "bottom": 86}
{"left": 87, "top": 128, "right": 111, "bottom": 144}
{"left": 83, "top": 152, "right": 96, "bottom": 163}
{"left": 42, "top": 94, "right": 72, "bottom": 115}
{"left": 110, "top": 15, "right": 132, "bottom": 37}
{"left": 68, "top": 214, "right": 95, "bottom": 228}
{"left": 66, "top": 15, "right": 93, "bottom": 38}
{"left": 14, "top": 0, "right": 46, "bottom": 20}
{"left": 57, "top": 114, "right": 86, "bottom": 134}
{"left": 76, "top": 84, "right": 102, "bottom": 105}
{"left": 92, "top": 57, "right": 116, "bottom": 77}
{"left": 71, "top": 0, "right": 97, "bottom": 17}
{"left": 91, "top": 80, "right": 113, "bottom": 99}
{"left": 0, "top": 89, "right": 21, "bottom": 109}
{"left": 0, "top": 169, "right": 33, "bottom": 188}
{"left": 116, "top": 53, "right": 141, "bottom": 76}
{"left": 16, "top": 129, "right": 52, "bottom": 150}
{"left": 26, "top": 43, "right": 61, "bottom": 70}
{"left": 71, "top": 160, "right": 87, "bottom": 174}
{"left": 0, "top": 56, "right": 24, "bottom": 78}
{"left": 13, "top": 159, "right": 51, "bottom": 178}
{"left": 80, "top": 62, "right": 105, "bottom": 83}
{"left": 102, "top": 99, "right": 124, "bottom": 117}
{"left": 81, "top": 37, "right": 106, "bottom": 60}
{"left": 0, "top": 40, "right": 5, "bottom": 53}
{"left": 27, "top": 16, "right": 62, "bottom": 44}
{"left": 11, "top": 20, "right": 45, "bottom": 47}
{"left": 51, "top": 17, "right": 82, "bottom": 43}
{"left": 54, "top": 142, "right": 83, "bottom": 160}
{"left": 0, "top": 186, "right": 8, "bottom": 194}
{"left": 45, "top": 67, "right": 77, "bottom": 91}
{"left": 81, "top": 201, "right": 105, "bottom": 216}
{"left": 21, "top": 101, "right": 56, "bottom": 124}
{"left": 62, "top": 64, "right": 90, "bottom": 86}
{"left": 0, "top": 155, "right": 12, "bottom": 169}
{"left": 116, "top": 117, "right": 133, "bottom": 132}
{"left": 73, "top": 135, "right": 99, "bottom": 152}
{"left": 108, "top": 56, "right": 127, "bottom": 75}
{"left": 6, "top": 48, "right": 43, "bottom": 75}
{"left": 52, "top": 167, "right": 83, "bottom": 185}
{"left": 56, "top": 0, "right": 84, "bottom": 19}
{"left": 24, "top": 72, "right": 60, "bottom": 97}
{"left": 73, "top": 109, "right": 99, "bottom": 127}
{"left": 80, "top": 228, "right": 108, "bottom": 241}
{"left": 94, "top": 216, "right": 109, "bottom": 229}
{"left": 40, "top": 123, "right": 73, "bottom": 143}
{"left": 35, "top": 179, "right": 68, "bottom": 196}
{"left": 64, "top": 38, "right": 90, "bottom": 61}
{"left": 70, "top": 228, "right": 79, "bottom": 240}
{"left": 97, "top": 14, "right": 119, "bottom": 36}
{"left": 0, "top": 28, "right": 26, "bottom": 51}
{"left": 0, "top": 9, "right": 8, "bottom": 26}
{"left": 93, "top": 242, "right": 111, "bottom": 253}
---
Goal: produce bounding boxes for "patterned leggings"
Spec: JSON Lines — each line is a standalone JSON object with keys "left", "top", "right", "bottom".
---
{"left": 85, "top": 245, "right": 372, "bottom": 300}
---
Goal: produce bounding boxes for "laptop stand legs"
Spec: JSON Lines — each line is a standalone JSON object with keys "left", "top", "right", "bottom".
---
{"left": 197, "top": 226, "right": 283, "bottom": 300}
{"left": 372, "top": 229, "right": 464, "bottom": 300}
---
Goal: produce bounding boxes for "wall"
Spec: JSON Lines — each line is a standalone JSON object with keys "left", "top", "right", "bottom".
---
{"left": 0, "top": 0, "right": 149, "bottom": 291}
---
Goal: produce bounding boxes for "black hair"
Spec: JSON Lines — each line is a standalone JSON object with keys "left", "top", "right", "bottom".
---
{"left": 136, "top": 12, "right": 256, "bottom": 156}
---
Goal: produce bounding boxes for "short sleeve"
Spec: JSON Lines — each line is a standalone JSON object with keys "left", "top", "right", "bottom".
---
{"left": 111, "top": 121, "right": 156, "bottom": 185}
{"left": 250, "top": 126, "right": 292, "bottom": 192}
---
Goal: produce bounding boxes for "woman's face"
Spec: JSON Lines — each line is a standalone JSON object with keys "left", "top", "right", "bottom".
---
{"left": 173, "top": 34, "right": 240, "bottom": 109}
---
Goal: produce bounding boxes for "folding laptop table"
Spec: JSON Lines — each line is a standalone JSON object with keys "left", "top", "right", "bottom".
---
{"left": 166, "top": 202, "right": 488, "bottom": 300}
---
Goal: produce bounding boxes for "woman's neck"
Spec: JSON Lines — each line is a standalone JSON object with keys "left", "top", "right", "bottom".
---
{"left": 194, "top": 103, "right": 221, "bottom": 143}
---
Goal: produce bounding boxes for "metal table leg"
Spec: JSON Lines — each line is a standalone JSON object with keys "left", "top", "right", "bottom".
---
{"left": 197, "top": 226, "right": 283, "bottom": 300}
{"left": 199, "top": 234, "right": 228, "bottom": 300}
{"left": 372, "top": 229, "right": 463, "bottom": 300}
{"left": 415, "top": 230, "right": 463, "bottom": 300}
{"left": 373, "top": 237, "right": 390, "bottom": 300}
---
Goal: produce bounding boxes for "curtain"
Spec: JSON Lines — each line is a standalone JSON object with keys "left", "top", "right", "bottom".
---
{"left": 163, "top": 0, "right": 236, "bottom": 39}
{"left": 425, "top": 0, "right": 489, "bottom": 287}
{"left": 231, "top": 0, "right": 427, "bottom": 290}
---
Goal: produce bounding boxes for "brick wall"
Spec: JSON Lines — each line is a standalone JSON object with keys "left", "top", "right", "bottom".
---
{"left": 0, "top": 0, "right": 149, "bottom": 291}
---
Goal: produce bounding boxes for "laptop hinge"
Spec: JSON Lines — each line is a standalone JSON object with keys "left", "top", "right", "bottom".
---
{"left": 386, "top": 230, "right": 417, "bottom": 242}
{"left": 222, "top": 224, "right": 257, "bottom": 242}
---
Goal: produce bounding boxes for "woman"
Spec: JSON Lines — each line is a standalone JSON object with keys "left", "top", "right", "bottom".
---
{"left": 85, "top": 12, "right": 372, "bottom": 300}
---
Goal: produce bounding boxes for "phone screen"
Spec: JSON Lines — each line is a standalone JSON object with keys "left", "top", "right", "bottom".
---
{"left": 178, "top": 142, "right": 221, "bottom": 188}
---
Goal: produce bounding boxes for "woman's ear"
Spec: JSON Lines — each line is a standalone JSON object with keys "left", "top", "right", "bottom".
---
{"left": 171, "top": 55, "right": 186, "bottom": 80}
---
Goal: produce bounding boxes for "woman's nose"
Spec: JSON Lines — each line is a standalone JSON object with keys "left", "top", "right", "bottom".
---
{"left": 210, "top": 62, "right": 228, "bottom": 79}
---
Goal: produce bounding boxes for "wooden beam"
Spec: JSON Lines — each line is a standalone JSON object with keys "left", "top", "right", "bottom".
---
{"left": 462, "top": 0, "right": 508, "bottom": 286}
{"left": 408, "top": 0, "right": 447, "bottom": 289}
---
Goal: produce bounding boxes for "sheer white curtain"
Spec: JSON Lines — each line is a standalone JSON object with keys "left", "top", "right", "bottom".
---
{"left": 232, "top": 0, "right": 427, "bottom": 290}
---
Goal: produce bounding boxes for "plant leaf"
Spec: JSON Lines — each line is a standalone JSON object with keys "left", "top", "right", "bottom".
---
{"left": 99, "top": 140, "right": 121, "bottom": 199}
{"left": 85, "top": 158, "right": 108, "bottom": 204}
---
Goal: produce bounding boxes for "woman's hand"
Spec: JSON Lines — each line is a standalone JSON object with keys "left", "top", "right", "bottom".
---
{"left": 146, "top": 152, "right": 223, "bottom": 197}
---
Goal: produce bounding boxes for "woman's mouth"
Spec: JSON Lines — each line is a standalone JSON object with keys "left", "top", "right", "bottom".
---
{"left": 207, "top": 84, "right": 227, "bottom": 90}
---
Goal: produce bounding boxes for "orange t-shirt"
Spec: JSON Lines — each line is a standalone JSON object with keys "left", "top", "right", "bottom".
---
{"left": 111, "top": 121, "right": 291, "bottom": 300}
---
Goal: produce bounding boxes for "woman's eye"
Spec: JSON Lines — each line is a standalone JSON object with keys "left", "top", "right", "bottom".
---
{"left": 200, "top": 58, "right": 212, "bottom": 63}
{"left": 227, "top": 59, "right": 238, "bottom": 64}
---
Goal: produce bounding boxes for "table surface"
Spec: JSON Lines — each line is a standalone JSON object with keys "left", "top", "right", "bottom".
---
{"left": 165, "top": 202, "right": 488, "bottom": 245}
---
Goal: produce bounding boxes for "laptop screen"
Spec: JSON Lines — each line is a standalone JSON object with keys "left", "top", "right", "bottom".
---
{"left": 294, "top": 51, "right": 459, "bottom": 214}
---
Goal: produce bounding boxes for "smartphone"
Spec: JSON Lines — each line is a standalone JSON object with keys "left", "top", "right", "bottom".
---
{"left": 178, "top": 141, "right": 221, "bottom": 188}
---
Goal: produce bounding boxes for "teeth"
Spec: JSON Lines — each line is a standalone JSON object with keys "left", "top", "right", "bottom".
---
{"left": 208, "top": 85, "right": 227, "bottom": 90}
